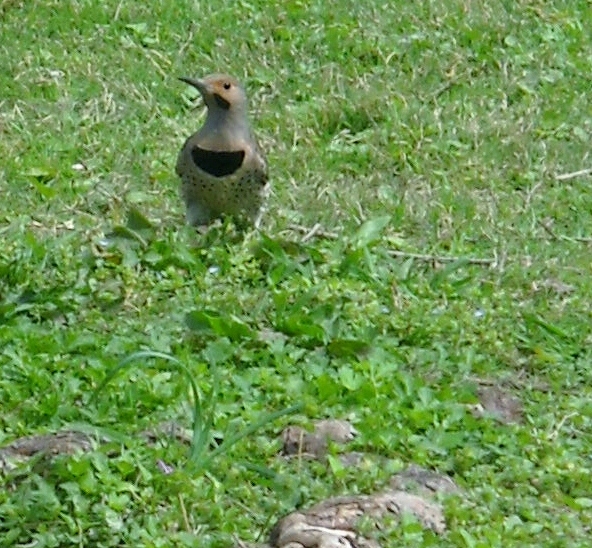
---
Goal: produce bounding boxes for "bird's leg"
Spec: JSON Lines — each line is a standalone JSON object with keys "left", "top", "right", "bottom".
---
{"left": 185, "top": 201, "right": 215, "bottom": 226}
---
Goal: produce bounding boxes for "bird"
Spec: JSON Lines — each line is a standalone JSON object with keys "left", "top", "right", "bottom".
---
{"left": 176, "top": 73, "right": 269, "bottom": 228}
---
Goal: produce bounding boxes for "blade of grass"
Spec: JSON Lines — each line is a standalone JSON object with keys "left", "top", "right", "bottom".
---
{"left": 197, "top": 403, "right": 303, "bottom": 471}
{"left": 92, "top": 350, "right": 210, "bottom": 462}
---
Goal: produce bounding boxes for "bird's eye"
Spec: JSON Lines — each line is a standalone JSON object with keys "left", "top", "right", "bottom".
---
{"left": 223, "top": 82, "right": 231, "bottom": 90}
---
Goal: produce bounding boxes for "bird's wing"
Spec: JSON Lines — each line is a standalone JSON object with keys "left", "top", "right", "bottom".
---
{"left": 250, "top": 138, "right": 269, "bottom": 185}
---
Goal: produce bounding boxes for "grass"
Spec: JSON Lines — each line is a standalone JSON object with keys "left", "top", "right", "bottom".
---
{"left": 1, "top": 0, "right": 592, "bottom": 545}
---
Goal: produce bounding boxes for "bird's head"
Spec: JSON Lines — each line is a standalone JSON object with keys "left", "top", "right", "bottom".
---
{"left": 179, "top": 74, "right": 247, "bottom": 115}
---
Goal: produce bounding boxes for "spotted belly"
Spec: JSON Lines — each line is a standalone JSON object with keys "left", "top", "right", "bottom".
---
{"left": 179, "top": 168, "right": 268, "bottom": 226}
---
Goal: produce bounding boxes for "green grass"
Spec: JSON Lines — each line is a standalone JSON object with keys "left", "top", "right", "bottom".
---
{"left": 1, "top": 0, "right": 592, "bottom": 545}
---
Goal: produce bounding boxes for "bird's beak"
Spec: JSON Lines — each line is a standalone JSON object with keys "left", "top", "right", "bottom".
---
{"left": 178, "top": 76, "right": 208, "bottom": 95}
{"left": 178, "top": 76, "right": 231, "bottom": 111}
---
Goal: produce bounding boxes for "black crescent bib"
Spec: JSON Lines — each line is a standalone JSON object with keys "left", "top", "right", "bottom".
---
{"left": 191, "top": 146, "right": 245, "bottom": 178}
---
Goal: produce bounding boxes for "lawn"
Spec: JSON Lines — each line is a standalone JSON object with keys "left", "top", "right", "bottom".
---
{"left": 1, "top": 0, "right": 591, "bottom": 546}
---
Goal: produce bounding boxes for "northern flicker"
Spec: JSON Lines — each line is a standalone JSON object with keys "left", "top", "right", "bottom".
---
{"left": 176, "top": 74, "right": 269, "bottom": 228}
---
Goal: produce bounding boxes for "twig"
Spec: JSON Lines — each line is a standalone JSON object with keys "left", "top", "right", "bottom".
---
{"left": 523, "top": 181, "right": 543, "bottom": 208}
{"left": 232, "top": 498, "right": 259, "bottom": 520}
{"left": 178, "top": 23, "right": 196, "bottom": 57}
{"left": 555, "top": 167, "right": 592, "bottom": 181}
{"left": 232, "top": 536, "right": 250, "bottom": 548}
{"left": 178, "top": 493, "right": 191, "bottom": 532}
{"left": 113, "top": 0, "right": 124, "bottom": 20}
{"left": 538, "top": 220, "right": 592, "bottom": 243}
{"left": 547, "top": 412, "right": 578, "bottom": 441}
{"left": 387, "top": 249, "right": 495, "bottom": 265}
{"left": 430, "top": 80, "right": 455, "bottom": 99}
{"left": 538, "top": 219, "right": 560, "bottom": 240}
{"left": 287, "top": 223, "right": 339, "bottom": 240}
{"left": 300, "top": 223, "right": 322, "bottom": 243}
{"left": 144, "top": 49, "right": 169, "bottom": 80}
{"left": 288, "top": 224, "right": 497, "bottom": 264}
